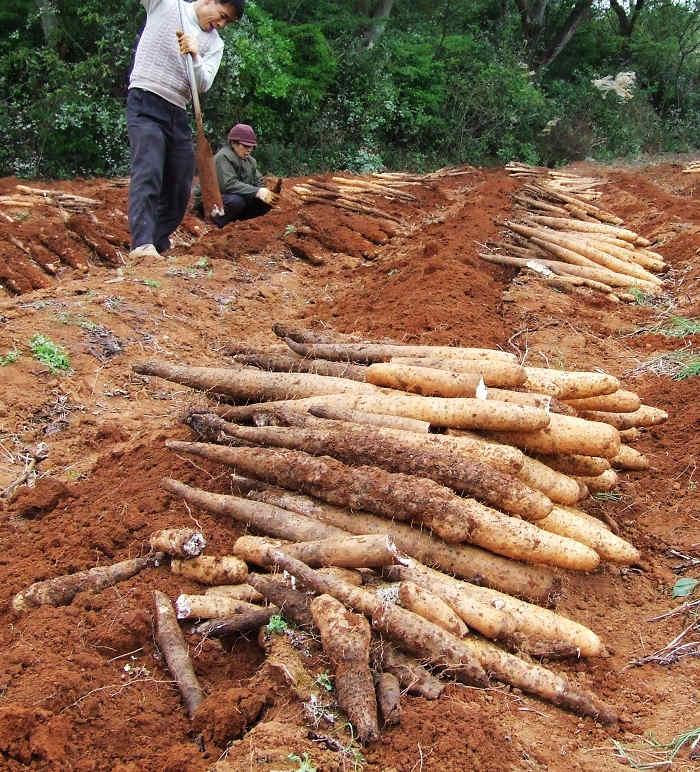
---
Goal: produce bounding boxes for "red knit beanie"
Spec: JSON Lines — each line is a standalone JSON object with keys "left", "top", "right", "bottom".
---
{"left": 228, "top": 123, "right": 257, "bottom": 147}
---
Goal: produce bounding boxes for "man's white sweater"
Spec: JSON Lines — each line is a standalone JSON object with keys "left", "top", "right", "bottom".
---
{"left": 129, "top": 0, "right": 224, "bottom": 109}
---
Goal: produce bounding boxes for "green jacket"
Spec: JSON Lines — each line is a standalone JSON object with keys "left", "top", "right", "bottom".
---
{"left": 215, "top": 144, "right": 264, "bottom": 197}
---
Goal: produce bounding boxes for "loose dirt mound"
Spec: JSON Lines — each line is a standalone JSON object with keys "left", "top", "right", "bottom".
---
{"left": 0, "top": 160, "right": 698, "bottom": 770}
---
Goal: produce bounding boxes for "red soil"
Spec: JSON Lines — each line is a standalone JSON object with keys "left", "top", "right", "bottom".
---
{"left": 0, "top": 160, "right": 698, "bottom": 771}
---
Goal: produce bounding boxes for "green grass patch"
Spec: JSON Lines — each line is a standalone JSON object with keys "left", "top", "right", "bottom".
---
{"left": 628, "top": 287, "right": 655, "bottom": 306}
{"left": 265, "top": 614, "right": 289, "bottom": 634}
{"left": 612, "top": 727, "right": 700, "bottom": 769}
{"left": 0, "top": 349, "right": 20, "bottom": 366}
{"left": 29, "top": 335, "right": 71, "bottom": 372}
{"left": 675, "top": 355, "right": 700, "bottom": 380}
{"left": 661, "top": 316, "right": 700, "bottom": 337}
{"left": 140, "top": 278, "right": 160, "bottom": 288}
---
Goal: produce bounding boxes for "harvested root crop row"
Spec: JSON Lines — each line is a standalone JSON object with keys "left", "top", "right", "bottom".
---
{"left": 482, "top": 172, "right": 665, "bottom": 300}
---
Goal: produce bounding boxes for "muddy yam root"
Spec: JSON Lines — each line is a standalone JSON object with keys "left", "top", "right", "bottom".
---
{"left": 149, "top": 528, "right": 206, "bottom": 558}
{"left": 387, "top": 561, "right": 604, "bottom": 656}
{"left": 258, "top": 546, "right": 616, "bottom": 721}
{"left": 133, "top": 360, "right": 378, "bottom": 401}
{"left": 175, "top": 594, "right": 263, "bottom": 620}
{"left": 523, "top": 367, "right": 620, "bottom": 399}
{"left": 490, "top": 413, "right": 621, "bottom": 458}
{"left": 375, "top": 672, "right": 402, "bottom": 726}
{"left": 310, "top": 594, "right": 380, "bottom": 744}
{"left": 13, "top": 554, "right": 163, "bottom": 611}
{"left": 370, "top": 641, "right": 444, "bottom": 699}
{"left": 165, "top": 444, "right": 597, "bottom": 568}
{"left": 191, "top": 606, "right": 278, "bottom": 637}
{"left": 153, "top": 590, "right": 204, "bottom": 719}
{"left": 197, "top": 412, "right": 552, "bottom": 520}
{"left": 246, "top": 487, "right": 560, "bottom": 605}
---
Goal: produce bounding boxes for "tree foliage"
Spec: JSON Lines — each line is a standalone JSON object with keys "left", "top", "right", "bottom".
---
{"left": 0, "top": 0, "right": 697, "bottom": 177}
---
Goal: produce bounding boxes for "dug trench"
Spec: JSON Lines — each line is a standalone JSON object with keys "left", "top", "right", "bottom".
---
{"left": 0, "top": 160, "right": 697, "bottom": 771}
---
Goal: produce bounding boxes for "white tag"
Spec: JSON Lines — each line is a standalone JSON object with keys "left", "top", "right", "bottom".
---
{"left": 525, "top": 259, "right": 554, "bottom": 278}
{"left": 476, "top": 378, "right": 488, "bottom": 400}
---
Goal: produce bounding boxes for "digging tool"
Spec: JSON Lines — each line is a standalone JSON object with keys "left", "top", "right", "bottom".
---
{"left": 178, "top": 0, "right": 224, "bottom": 221}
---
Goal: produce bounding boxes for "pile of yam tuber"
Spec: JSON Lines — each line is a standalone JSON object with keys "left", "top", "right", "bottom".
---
{"left": 53, "top": 322, "right": 665, "bottom": 742}
{"left": 483, "top": 165, "right": 667, "bottom": 303}
{"left": 10, "top": 324, "right": 667, "bottom": 747}
{"left": 291, "top": 165, "right": 475, "bottom": 224}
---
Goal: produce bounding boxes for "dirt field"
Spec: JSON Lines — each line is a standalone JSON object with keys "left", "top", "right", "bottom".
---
{"left": 0, "top": 159, "right": 698, "bottom": 771}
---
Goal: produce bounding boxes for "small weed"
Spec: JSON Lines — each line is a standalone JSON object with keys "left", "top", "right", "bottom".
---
{"left": 288, "top": 752, "right": 317, "bottom": 772}
{"left": 612, "top": 727, "right": 700, "bottom": 769}
{"left": 284, "top": 224, "right": 297, "bottom": 237}
{"left": 315, "top": 672, "right": 333, "bottom": 692}
{"left": 628, "top": 287, "right": 654, "bottom": 305}
{"left": 55, "top": 312, "right": 100, "bottom": 331}
{"left": 630, "top": 348, "right": 699, "bottom": 380}
{"left": 194, "top": 257, "right": 210, "bottom": 270}
{"left": 671, "top": 577, "right": 699, "bottom": 598}
{"left": 593, "top": 491, "right": 623, "bottom": 501}
{"left": 265, "top": 614, "right": 289, "bottom": 634}
{"left": 676, "top": 356, "right": 700, "bottom": 380}
{"left": 29, "top": 335, "right": 71, "bottom": 372}
{"left": 661, "top": 316, "right": 700, "bottom": 338}
{"left": 140, "top": 278, "right": 160, "bottom": 288}
{"left": 0, "top": 349, "right": 20, "bottom": 366}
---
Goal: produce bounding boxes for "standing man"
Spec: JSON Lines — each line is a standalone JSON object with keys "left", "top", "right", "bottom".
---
{"left": 208, "top": 123, "right": 279, "bottom": 227}
{"left": 127, "top": 0, "right": 245, "bottom": 259}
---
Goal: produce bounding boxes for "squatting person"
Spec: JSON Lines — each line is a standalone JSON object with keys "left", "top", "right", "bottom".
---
{"left": 203, "top": 123, "right": 279, "bottom": 227}
{"left": 127, "top": 0, "right": 245, "bottom": 259}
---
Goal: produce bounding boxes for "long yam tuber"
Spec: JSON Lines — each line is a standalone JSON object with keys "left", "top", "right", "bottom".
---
{"left": 170, "top": 555, "right": 248, "bottom": 585}
{"left": 310, "top": 594, "right": 380, "bottom": 744}
{"left": 399, "top": 581, "right": 469, "bottom": 638}
{"left": 235, "top": 533, "right": 401, "bottom": 569}
{"left": 577, "top": 405, "right": 668, "bottom": 430}
{"left": 370, "top": 641, "right": 444, "bottom": 699}
{"left": 165, "top": 445, "right": 597, "bottom": 569}
{"left": 610, "top": 444, "right": 649, "bottom": 471}
{"left": 537, "top": 506, "right": 640, "bottom": 564}
{"left": 375, "top": 672, "right": 402, "bottom": 726}
{"left": 192, "top": 606, "right": 278, "bottom": 637}
{"left": 523, "top": 367, "right": 620, "bottom": 400}
{"left": 386, "top": 561, "right": 604, "bottom": 657}
{"left": 153, "top": 590, "right": 204, "bottom": 719}
{"left": 258, "top": 545, "right": 617, "bottom": 722}
{"left": 13, "top": 554, "right": 163, "bottom": 611}
{"left": 246, "top": 487, "right": 560, "bottom": 605}
{"left": 176, "top": 594, "right": 263, "bottom": 620}
{"left": 489, "top": 412, "right": 621, "bottom": 458}
{"left": 192, "top": 412, "right": 551, "bottom": 520}
{"left": 564, "top": 390, "right": 641, "bottom": 413}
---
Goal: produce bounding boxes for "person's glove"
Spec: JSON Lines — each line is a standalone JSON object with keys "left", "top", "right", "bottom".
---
{"left": 256, "top": 187, "right": 279, "bottom": 206}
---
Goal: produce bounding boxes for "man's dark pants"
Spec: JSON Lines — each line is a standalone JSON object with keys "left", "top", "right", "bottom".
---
{"left": 127, "top": 88, "right": 194, "bottom": 252}
{"left": 213, "top": 193, "right": 271, "bottom": 227}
